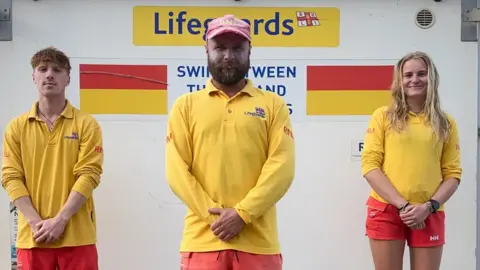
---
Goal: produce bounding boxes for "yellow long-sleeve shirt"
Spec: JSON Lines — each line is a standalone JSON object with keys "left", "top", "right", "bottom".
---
{"left": 361, "top": 106, "right": 462, "bottom": 210}
{"left": 165, "top": 79, "right": 295, "bottom": 254}
{"left": 2, "top": 100, "right": 104, "bottom": 249}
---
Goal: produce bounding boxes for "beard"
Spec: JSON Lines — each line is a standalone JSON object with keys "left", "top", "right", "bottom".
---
{"left": 208, "top": 57, "right": 250, "bottom": 86}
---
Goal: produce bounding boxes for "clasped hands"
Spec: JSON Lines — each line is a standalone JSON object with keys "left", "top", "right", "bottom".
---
{"left": 208, "top": 208, "right": 245, "bottom": 242}
{"left": 29, "top": 215, "right": 68, "bottom": 244}
{"left": 399, "top": 203, "right": 431, "bottom": 230}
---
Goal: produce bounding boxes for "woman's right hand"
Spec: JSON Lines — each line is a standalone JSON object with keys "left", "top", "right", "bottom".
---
{"left": 410, "top": 222, "right": 425, "bottom": 230}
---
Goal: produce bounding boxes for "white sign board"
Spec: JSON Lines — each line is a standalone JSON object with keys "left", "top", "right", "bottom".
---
{"left": 351, "top": 140, "right": 364, "bottom": 161}
{"left": 10, "top": 202, "right": 17, "bottom": 269}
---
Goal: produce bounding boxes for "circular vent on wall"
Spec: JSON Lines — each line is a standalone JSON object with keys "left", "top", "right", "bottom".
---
{"left": 415, "top": 9, "right": 435, "bottom": 29}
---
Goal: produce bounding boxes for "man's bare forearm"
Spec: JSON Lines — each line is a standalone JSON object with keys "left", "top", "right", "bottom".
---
{"left": 13, "top": 196, "right": 42, "bottom": 226}
{"left": 56, "top": 191, "right": 87, "bottom": 222}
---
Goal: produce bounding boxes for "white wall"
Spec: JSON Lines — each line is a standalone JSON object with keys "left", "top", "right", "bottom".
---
{"left": 0, "top": 0, "right": 477, "bottom": 269}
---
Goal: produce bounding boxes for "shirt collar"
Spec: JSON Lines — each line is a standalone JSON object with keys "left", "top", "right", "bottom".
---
{"left": 28, "top": 99, "right": 74, "bottom": 120}
{"left": 206, "top": 79, "right": 256, "bottom": 97}
{"left": 408, "top": 110, "right": 425, "bottom": 117}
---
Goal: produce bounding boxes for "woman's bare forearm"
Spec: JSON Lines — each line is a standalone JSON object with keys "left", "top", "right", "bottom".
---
{"left": 431, "top": 178, "right": 459, "bottom": 205}
{"left": 364, "top": 168, "right": 407, "bottom": 209}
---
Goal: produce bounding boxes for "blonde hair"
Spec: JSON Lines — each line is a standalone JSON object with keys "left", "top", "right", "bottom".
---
{"left": 386, "top": 51, "right": 450, "bottom": 142}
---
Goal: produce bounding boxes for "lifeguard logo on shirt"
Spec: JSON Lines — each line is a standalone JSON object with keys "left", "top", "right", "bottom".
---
{"left": 244, "top": 107, "right": 266, "bottom": 119}
{"left": 64, "top": 132, "right": 79, "bottom": 140}
{"left": 166, "top": 132, "right": 173, "bottom": 143}
{"left": 94, "top": 146, "right": 103, "bottom": 153}
{"left": 284, "top": 126, "right": 294, "bottom": 139}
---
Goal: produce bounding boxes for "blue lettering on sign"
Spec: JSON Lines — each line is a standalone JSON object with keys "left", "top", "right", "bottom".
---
{"left": 154, "top": 11, "right": 295, "bottom": 41}
{"left": 177, "top": 66, "right": 210, "bottom": 78}
{"left": 358, "top": 142, "right": 364, "bottom": 152}
{"left": 257, "top": 84, "right": 287, "bottom": 96}
{"left": 248, "top": 66, "right": 296, "bottom": 78}
{"left": 177, "top": 65, "right": 296, "bottom": 79}
{"left": 287, "top": 103, "right": 293, "bottom": 115}
{"left": 186, "top": 84, "right": 206, "bottom": 92}
{"left": 177, "top": 65, "right": 295, "bottom": 115}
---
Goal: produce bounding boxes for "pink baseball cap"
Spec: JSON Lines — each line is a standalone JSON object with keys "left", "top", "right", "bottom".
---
{"left": 205, "top": 14, "right": 251, "bottom": 41}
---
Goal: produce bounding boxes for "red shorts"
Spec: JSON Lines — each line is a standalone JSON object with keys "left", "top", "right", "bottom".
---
{"left": 365, "top": 196, "right": 445, "bottom": 248}
{"left": 17, "top": 244, "right": 98, "bottom": 270}
{"left": 180, "top": 250, "right": 283, "bottom": 270}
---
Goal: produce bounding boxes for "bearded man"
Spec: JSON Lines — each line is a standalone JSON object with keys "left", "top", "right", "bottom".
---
{"left": 165, "top": 14, "right": 296, "bottom": 270}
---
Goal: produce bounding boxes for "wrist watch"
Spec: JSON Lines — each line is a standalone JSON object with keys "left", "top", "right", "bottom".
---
{"left": 427, "top": 199, "right": 440, "bottom": 213}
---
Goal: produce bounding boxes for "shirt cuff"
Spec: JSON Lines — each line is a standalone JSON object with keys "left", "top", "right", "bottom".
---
{"left": 443, "top": 174, "right": 461, "bottom": 182}
{"left": 6, "top": 184, "right": 30, "bottom": 202}
{"left": 71, "top": 175, "right": 94, "bottom": 199}
{"left": 234, "top": 208, "right": 251, "bottom": 224}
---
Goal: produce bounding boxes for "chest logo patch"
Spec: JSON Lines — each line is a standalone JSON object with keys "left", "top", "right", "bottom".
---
{"left": 64, "top": 132, "right": 79, "bottom": 140}
{"left": 244, "top": 107, "right": 266, "bottom": 119}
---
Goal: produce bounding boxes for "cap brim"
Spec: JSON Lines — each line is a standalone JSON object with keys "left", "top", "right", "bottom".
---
{"left": 207, "top": 27, "right": 251, "bottom": 41}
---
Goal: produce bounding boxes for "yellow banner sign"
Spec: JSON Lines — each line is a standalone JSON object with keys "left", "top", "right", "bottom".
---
{"left": 133, "top": 6, "right": 340, "bottom": 47}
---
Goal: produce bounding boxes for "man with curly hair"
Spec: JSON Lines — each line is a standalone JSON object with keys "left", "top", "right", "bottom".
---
{"left": 1, "top": 47, "right": 104, "bottom": 270}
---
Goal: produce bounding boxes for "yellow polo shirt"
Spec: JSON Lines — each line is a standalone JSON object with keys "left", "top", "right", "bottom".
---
{"left": 165, "top": 79, "right": 295, "bottom": 254}
{"left": 361, "top": 106, "right": 462, "bottom": 209}
{"left": 2, "top": 100, "right": 104, "bottom": 249}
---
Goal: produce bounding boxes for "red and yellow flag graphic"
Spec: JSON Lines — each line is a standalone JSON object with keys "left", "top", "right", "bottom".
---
{"left": 306, "top": 65, "right": 394, "bottom": 115}
{"left": 79, "top": 64, "right": 168, "bottom": 115}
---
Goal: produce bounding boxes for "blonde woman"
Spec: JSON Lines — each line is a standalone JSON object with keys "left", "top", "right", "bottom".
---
{"left": 361, "top": 51, "right": 462, "bottom": 270}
